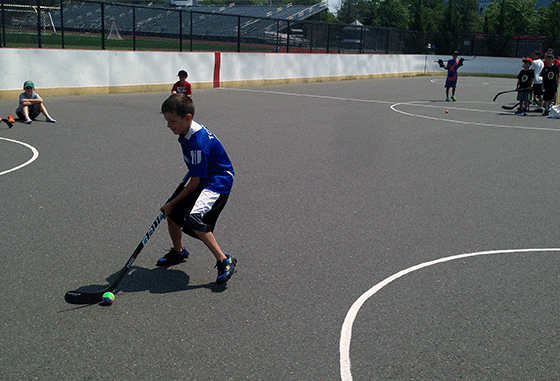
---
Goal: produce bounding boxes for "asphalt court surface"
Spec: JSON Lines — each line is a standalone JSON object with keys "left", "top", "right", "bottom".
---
{"left": 2, "top": 75, "right": 560, "bottom": 380}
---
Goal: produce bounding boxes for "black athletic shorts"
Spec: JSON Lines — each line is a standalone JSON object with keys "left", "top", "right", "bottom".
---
{"left": 533, "top": 83, "right": 543, "bottom": 96}
{"left": 543, "top": 85, "right": 557, "bottom": 102}
{"left": 16, "top": 106, "right": 40, "bottom": 120}
{"left": 167, "top": 185, "right": 229, "bottom": 240}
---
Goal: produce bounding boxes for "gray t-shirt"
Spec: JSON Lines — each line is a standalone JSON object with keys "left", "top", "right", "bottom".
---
{"left": 17, "top": 91, "right": 40, "bottom": 112}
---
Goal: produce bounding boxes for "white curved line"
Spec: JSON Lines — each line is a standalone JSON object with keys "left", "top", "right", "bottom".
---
{"left": 340, "top": 248, "right": 560, "bottom": 381}
{"left": 391, "top": 102, "right": 560, "bottom": 133}
{"left": 0, "top": 137, "right": 40, "bottom": 176}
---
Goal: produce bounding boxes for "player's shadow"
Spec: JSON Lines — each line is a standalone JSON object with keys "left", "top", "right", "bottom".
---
{"left": 63, "top": 266, "right": 228, "bottom": 302}
{"left": 112, "top": 266, "right": 227, "bottom": 294}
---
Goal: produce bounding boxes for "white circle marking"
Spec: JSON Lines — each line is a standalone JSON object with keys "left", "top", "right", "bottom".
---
{"left": 0, "top": 137, "right": 40, "bottom": 176}
{"left": 340, "top": 248, "right": 560, "bottom": 381}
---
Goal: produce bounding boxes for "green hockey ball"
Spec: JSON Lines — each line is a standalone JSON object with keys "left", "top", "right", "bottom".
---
{"left": 102, "top": 292, "right": 115, "bottom": 305}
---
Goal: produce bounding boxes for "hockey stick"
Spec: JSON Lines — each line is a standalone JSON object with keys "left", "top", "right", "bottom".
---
{"left": 2, "top": 116, "right": 13, "bottom": 128}
{"left": 433, "top": 56, "right": 476, "bottom": 64}
{"left": 493, "top": 87, "right": 532, "bottom": 102}
{"left": 502, "top": 102, "right": 520, "bottom": 110}
{"left": 64, "top": 211, "right": 165, "bottom": 304}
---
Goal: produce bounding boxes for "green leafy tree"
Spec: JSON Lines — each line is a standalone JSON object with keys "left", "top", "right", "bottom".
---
{"left": 376, "top": 0, "right": 412, "bottom": 29}
{"left": 337, "top": 0, "right": 370, "bottom": 24}
{"left": 537, "top": 0, "right": 560, "bottom": 53}
{"left": 420, "top": 1, "right": 447, "bottom": 32}
{"left": 483, "top": 0, "right": 538, "bottom": 36}
{"left": 482, "top": 0, "right": 538, "bottom": 56}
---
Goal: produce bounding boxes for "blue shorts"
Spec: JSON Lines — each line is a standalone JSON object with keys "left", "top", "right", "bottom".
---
{"left": 445, "top": 79, "right": 457, "bottom": 89}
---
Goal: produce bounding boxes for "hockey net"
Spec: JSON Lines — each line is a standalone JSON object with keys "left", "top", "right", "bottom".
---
{"left": 4, "top": 4, "right": 57, "bottom": 35}
{"left": 107, "top": 19, "right": 123, "bottom": 40}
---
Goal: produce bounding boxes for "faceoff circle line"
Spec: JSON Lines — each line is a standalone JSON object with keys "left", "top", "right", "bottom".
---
{"left": 0, "top": 137, "right": 40, "bottom": 176}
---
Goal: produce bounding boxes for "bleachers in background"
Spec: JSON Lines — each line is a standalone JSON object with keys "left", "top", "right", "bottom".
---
{"left": 50, "top": 3, "right": 327, "bottom": 41}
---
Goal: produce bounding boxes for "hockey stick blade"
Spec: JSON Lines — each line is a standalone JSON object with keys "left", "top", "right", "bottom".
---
{"left": 502, "top": 102, "right": 520, "bottom": 110}
{"left": 64, "top": 211, "right": 165, "bottom": 304}
{"left": 493, "top": 89, "right": 516, "bottom": 102}
{"left": 65, "top": 289, "right": 107, "bottom": 305}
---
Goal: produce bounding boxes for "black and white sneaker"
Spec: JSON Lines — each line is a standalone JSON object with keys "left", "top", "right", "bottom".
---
{"left": 215, "top": 254, "right": 237, "bottom": 284}
{"left": 156, "top": 247, "right": 189, "bottom": 266}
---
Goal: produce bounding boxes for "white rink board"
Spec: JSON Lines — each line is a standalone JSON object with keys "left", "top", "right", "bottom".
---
{"left": 0, "top": 48, "right": 525, "bottom": 97}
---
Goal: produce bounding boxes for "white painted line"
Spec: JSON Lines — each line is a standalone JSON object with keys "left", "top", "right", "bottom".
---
{"left": 226, "top": 87, "right": 394, "bottom": 105}
{"left": 391, "top": 102, "right": 560, "bottom": 133}
{"left": 0, "top": 137, "right": 39, "bottom": 176}
{"left": 228, "top": 88, "right": 560, "bottom": 133}
{"left": 429, "top": 78, "right": 493, "bottom": 87}
{"left": 340, "top": 248, "right": 560, "bottom": 381}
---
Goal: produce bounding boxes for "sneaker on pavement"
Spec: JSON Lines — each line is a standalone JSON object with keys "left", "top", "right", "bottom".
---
{"left": 451, "top": 96, "right": 456, "bottom": 101}
{"left": 156, "top": 247, "right": 189, "bottom": 266}
{"left": 216, "top": 254, "right": 237, "bottom": 284}
{"left": 46, "top": 117, "right": 56, "bottom": 123}
{"left": 446, "top": 97, "right": 450, "bottom": 102}
{"left": 24, "top": 118, "right": 32, "bottom": 124}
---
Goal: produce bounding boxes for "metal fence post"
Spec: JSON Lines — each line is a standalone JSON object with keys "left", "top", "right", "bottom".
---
{"left": 309, "top": 24, "right": 313, "bottom": 53}
{"left": 60, "top": 0, "right": 65, "bottom": 48}
{"left": 338, "top": 24, "right": 341, "bottom": 53}
{"left": 326, "top": 23, "right": 330, "bottom": 54}
{"left": 37, "top": 0, "right": 42, "bottom": 48}
{"left": 1, "top": 0, "right": 5, "bottom": 48}
{"left": 237, "top": 16, "right": 241, "bottom": 52}
{"left": 286, "top": 20, "right": 290, "bottom": 53}
{"left": 386, "top": 29, "right": 390, "bottom": 54}
{"left": 101, "top": 2, "right": 105, "bottom": 50}
{"left": 359, "top": 26, "right": 363, "bottom": 54}
{"left": 133, "top": 6, "right": 136, "bottom": 51}
{"left": 179, "top": 10, "right": 183, "bottom": 52}
{"left": 190, "top": 11, "right": 193, "bottom": 52}
{"left": 275, "top": 20, "right": 279, "bottom": 52}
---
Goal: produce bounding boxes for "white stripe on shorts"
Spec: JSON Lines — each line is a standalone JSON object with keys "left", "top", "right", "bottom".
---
{"left": 190, "top": 189, "right": 221, "bottom": 218}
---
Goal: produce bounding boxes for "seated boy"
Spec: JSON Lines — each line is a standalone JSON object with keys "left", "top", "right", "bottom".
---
{"left": 16, "top": 80, "right": 56, "bottom": 124}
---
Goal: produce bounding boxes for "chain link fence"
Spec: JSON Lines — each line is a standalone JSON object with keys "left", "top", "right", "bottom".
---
{"left": 0, "top": 0, "right": 556, "bottom": 57}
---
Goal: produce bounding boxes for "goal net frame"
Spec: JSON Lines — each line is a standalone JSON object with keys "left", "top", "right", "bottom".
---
{"left": 4, "top": 3, "right": 58, "bottom": 35}
{"left": 107, "top": 19, "right": 123, "bottom": 40}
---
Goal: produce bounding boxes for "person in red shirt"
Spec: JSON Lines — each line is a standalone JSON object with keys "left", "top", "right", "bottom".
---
{"left": 171, "top": 70, "right": 192, "bottom": 98}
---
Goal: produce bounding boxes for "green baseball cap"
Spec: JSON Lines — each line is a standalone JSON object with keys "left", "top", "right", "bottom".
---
{"left": 23, "top": 80, "right": 34, "bottom": 89}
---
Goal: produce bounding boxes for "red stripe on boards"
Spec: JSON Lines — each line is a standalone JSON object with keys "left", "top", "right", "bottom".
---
{"left": 213, "top": 52, "right": 221, "bottom": 88}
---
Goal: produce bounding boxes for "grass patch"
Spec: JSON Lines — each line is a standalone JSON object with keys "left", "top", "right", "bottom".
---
{"left": 2, "top": 29, "right": 276, "bottom": 52}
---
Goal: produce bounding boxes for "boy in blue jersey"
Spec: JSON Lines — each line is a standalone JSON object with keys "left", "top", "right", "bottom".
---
{"left": 441, "top": 51, "right": 463, "bottom": 101}
{"left": 158, "top": 93, "right": 236, "bottom": 284}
